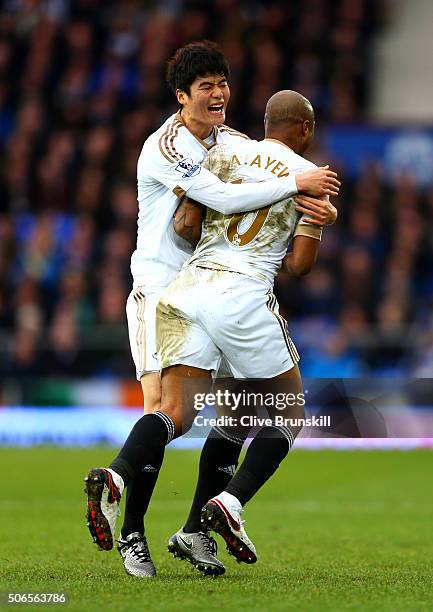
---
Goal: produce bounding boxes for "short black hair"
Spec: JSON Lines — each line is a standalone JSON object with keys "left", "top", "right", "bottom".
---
{"left": 166, "top": 40, "right": 230, "bottom": 96}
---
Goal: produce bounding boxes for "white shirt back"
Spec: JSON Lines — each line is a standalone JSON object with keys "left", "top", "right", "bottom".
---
{"left": 186, "top": 139, "right": 322, "bottom": 285}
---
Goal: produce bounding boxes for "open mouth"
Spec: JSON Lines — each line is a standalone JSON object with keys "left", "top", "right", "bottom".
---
{"left": 208, "top": 104, "right": 224, "bottom": 116}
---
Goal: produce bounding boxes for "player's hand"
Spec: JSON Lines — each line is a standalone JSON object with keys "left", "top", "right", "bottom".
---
{"left": 294, "top": 195, "right": 338, "bottom": 226}
{"left": 295, "top": 165, "right": 340, "bottom": 197}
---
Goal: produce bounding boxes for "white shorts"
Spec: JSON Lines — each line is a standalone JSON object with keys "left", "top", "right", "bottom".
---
{"left": 126, "top": 287, "right": 161, "bottom": 380}
{"left": 156, "top": 265, "right": 300, "bottom": 378}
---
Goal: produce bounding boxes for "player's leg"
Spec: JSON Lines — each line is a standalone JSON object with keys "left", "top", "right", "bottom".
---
{"left": 116, "top": 372, "right": 163, "bottom": 577}
{"left": 199, "top": 279, "right": 303, "bottom": 562}
{"left": 182, "top": 423, "right": 247, "bottom": 535}
{"left": 223, "top": 366, "right": 304, "bottom": 506}
{"left": 84, "top": 413, "right": 169, "bottom": 576}
{"left": 168, "top": 417, "right": 247, "bottom": 575}
{"left": 111, "top": 363, "right": 210, "bottom": 577}
{"left": 120, "top": 372, "right": 162, "bottom": 540}
{"left": 85, "top": 289, "right": 163, "bottom": 577}
{"left": 181, "top": 369, "right": 251, "bottom": 536}
{"left": 117, "top": 293, "right": 165, "bottom": 576}
{"left": 202, "top": 366, "right": 304, "bottom": 564}
{"left": 85, "top": 377, "right": 181, "bottom": 558}
{"left": 160, "top": 366, "right": 228, "bottom": 576}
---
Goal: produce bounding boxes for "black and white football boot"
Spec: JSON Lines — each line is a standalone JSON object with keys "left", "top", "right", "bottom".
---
{"left": 201, "top": 495, "right": 257, "bottom": 564}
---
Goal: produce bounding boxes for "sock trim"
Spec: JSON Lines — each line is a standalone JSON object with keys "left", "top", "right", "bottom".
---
{"left": 213, "top": 425, "right": 244, "bottom": 446}
{"left": 273, "top": 424, "right": 295, "bottom": 447}
{"left": 153, "top": 411, "right": 175, "bottom": 443}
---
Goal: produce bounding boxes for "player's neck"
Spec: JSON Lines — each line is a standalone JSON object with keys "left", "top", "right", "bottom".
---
{"left": 264, "top": 133, "right": 301, "bottom": 155}
{"left": 178, "top": 109, "right": 214, "bottom": 141}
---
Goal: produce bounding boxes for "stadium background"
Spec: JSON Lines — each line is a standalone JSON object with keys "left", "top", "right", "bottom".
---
{"left": 1, "top": 2, "right": 433, "bottom": 610}
{"left": 0, "top": 0, "right": 432, "bottom": 446}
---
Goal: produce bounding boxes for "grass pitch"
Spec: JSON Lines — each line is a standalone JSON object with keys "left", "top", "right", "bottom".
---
{"left": 1, "top": 448, "right": 432, "bottom": 611}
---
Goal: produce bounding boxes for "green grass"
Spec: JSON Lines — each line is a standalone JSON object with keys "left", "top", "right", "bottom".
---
{"left": 1, "top": 448, "right": 432, "bottom": 611}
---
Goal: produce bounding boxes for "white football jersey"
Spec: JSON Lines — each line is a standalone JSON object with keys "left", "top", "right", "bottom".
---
{"left": 186, "top": 138, "right": 322, "bottom": 285}
{"left": 131, "top": 113, "right": 299, "bottom": 289}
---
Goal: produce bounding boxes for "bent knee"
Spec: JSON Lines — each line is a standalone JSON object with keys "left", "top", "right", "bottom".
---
{"left": 158, "top": 404, "right": 194, "bottom": 436}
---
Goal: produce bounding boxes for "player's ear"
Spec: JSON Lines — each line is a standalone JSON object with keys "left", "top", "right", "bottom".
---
{"left": 176, "top": 89, "right": 188, "bottom": 106}
{"left": 302, "top": 120, "right": 310, "bottom": 136}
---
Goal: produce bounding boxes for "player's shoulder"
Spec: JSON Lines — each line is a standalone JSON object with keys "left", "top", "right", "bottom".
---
{"left": 260, "top": 139, "right": 318, "bottom": 171}
{"left": 217, "top": 124, "right": 250, "bottom": 142}
{"left": 141, "top": 113, "right": 192, "bottom": 164}
{"left": 207, "top": 137, "right": 256, "bottom": 161}
{"left": 292, "top": 154, "right": 317, "bottom": 172}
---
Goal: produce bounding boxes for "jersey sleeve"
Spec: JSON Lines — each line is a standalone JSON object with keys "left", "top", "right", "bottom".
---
{"left": 141, "top": 140, "right": 299, "bottom": 215}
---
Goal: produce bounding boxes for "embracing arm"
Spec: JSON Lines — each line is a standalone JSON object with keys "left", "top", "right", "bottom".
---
{"left": 173, "top": 186, "right": 338, "bottom": 249}
{"left": 182, "top": 165, "right": 340, "bottom": 215}
{"left": 145, "top": 147, "right": 340, "bottom": 217}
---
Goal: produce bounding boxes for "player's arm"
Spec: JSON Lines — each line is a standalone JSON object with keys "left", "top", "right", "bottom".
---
{"left": 172, "top": 186, "right": 338, "bottom": 248}
{"left": 145, "top": 148, "right": 340, "bottom": 217}
{"left": 282, "top": 215, "right": 324, "bottom": 276}
{"left": 182, "top": 165, "right": 340, "bottom": 215}
{"left": 173, "top": 197, "right": 204, "bottom": 247}
{"left": 172, "top": 183, "right": 338, "bottom": 249}
{"left": 282, "top": 235, "right": 320, "bottom": 277}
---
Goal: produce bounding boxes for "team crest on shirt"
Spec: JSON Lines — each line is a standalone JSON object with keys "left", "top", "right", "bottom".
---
{"left": 175, "top": 158, "right": 201, "bottom": 178}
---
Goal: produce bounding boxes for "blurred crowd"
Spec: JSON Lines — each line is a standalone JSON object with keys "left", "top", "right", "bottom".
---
{"left": 276, "top": 169, "right": 433, "bottom": 378}
{"left": 2, "top": 0, "right": 431, "bottom": 380}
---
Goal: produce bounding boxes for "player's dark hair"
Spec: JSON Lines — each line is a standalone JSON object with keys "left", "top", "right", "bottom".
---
{"left": 166, "top": 40, "right": 230, "bottom": 96}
